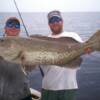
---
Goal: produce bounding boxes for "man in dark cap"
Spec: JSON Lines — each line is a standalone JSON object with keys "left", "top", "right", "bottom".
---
{"left": 4, "top": 17, "right": 20, "bottom": 36}
{"left": 2, "top": 17, "right": 33, "bottom": 100}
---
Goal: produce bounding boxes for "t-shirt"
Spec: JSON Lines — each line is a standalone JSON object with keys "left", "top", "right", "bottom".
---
{"left": 41, "top": 31, "right": 83, "bottom": 90}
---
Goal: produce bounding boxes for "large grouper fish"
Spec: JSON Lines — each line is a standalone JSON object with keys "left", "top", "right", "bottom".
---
{"left": 0, "top": 30, "right": 100, "bottom": 68}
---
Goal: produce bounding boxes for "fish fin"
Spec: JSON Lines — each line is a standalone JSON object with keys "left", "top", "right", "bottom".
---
{"left": 12, "top": 51, "right": 24, "bottom": 61}
{"left": 64, "top": 57, "right": 82, "bottom": 68}
{"left": 13, "top": 51, "right": 36, "bottom": 73}
{"left": 11, "top": 51, "right": 27, "bottom": 74}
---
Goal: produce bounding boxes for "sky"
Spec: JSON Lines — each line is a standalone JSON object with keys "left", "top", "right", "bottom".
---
{"left": 0, "top": 0, "right": 100, "bottom": 12}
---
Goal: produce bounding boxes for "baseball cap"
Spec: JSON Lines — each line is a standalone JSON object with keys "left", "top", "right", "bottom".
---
{"left": 5, "top": 17, "right": 20, "bottom": 29}
{"left": 48, "top": 10, "right": 62, "bottom": 23}
{"left": 48, "top": 10, "right": 62, "bottom": 20}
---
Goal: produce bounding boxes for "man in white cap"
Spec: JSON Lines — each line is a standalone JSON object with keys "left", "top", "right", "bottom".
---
{"left": 41, "top": 10, "right": 83, "bottom": 100}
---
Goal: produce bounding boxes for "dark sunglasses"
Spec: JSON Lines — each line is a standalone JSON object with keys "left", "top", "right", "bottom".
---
{"left": 6, "top": 20, "right": 20, "bottom": 29}
{"left": 49, "top": 16, "right": 62, "bottom": 24}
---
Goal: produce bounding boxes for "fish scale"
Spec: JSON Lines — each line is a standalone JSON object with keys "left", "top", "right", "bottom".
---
{"left": 0, "top": 30, "right": 100, "bottom": 68}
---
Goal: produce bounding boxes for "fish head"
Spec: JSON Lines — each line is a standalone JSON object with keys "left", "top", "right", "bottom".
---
{"left": 0, "top": 37, "right": 21, "bottom": 62}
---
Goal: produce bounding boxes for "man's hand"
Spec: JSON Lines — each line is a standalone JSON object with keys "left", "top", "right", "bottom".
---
{"left": 84, "top": 47, "right": 93, "bottom": 54}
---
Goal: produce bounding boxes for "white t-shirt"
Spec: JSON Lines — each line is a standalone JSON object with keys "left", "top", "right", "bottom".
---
{"left": 41, "top": 31, "right": 83, "bottom": 90}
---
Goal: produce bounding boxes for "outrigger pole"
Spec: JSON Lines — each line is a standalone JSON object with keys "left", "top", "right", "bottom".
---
{"left": 13, "top": 0, "right": 29, "bottom": 36}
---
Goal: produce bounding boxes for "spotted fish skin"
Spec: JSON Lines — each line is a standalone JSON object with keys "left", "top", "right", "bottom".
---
{"left": 0, "top": 30, "right": 100, "bottom": 67}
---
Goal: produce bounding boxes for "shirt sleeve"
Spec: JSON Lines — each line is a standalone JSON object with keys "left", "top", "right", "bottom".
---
{"left": 73, "top": 33, "right": 84, "bottom": 43}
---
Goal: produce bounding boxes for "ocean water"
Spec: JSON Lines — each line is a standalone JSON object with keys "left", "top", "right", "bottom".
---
{"left": 0, "top": 12, "right": 100, "bottom": 41}
{"left": 0, "top": 12, "right": 100, "bottom": 100}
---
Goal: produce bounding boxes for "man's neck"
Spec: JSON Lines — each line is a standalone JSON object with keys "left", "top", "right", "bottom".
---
{"left": 52, "top": 31, "right": 63, "bottom": 35}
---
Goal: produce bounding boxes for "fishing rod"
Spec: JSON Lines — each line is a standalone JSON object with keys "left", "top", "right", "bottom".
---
{"left": 13, "top": 0, "right": 44, "bottom": 77}
{"left": 13, "top": 0, "right": 29, "bottom": 37}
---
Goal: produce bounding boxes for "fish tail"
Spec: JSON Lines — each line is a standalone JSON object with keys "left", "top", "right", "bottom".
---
{"left": 86, "top": 30, "right": 100, "bottom": 51}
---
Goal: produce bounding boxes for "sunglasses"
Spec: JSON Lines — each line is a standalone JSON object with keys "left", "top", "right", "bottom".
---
{"left": 6, "top": 20, "right": 20, "bottom": 29}
{"left": 49, "top": 16, "right": 62, "bottom": 24}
